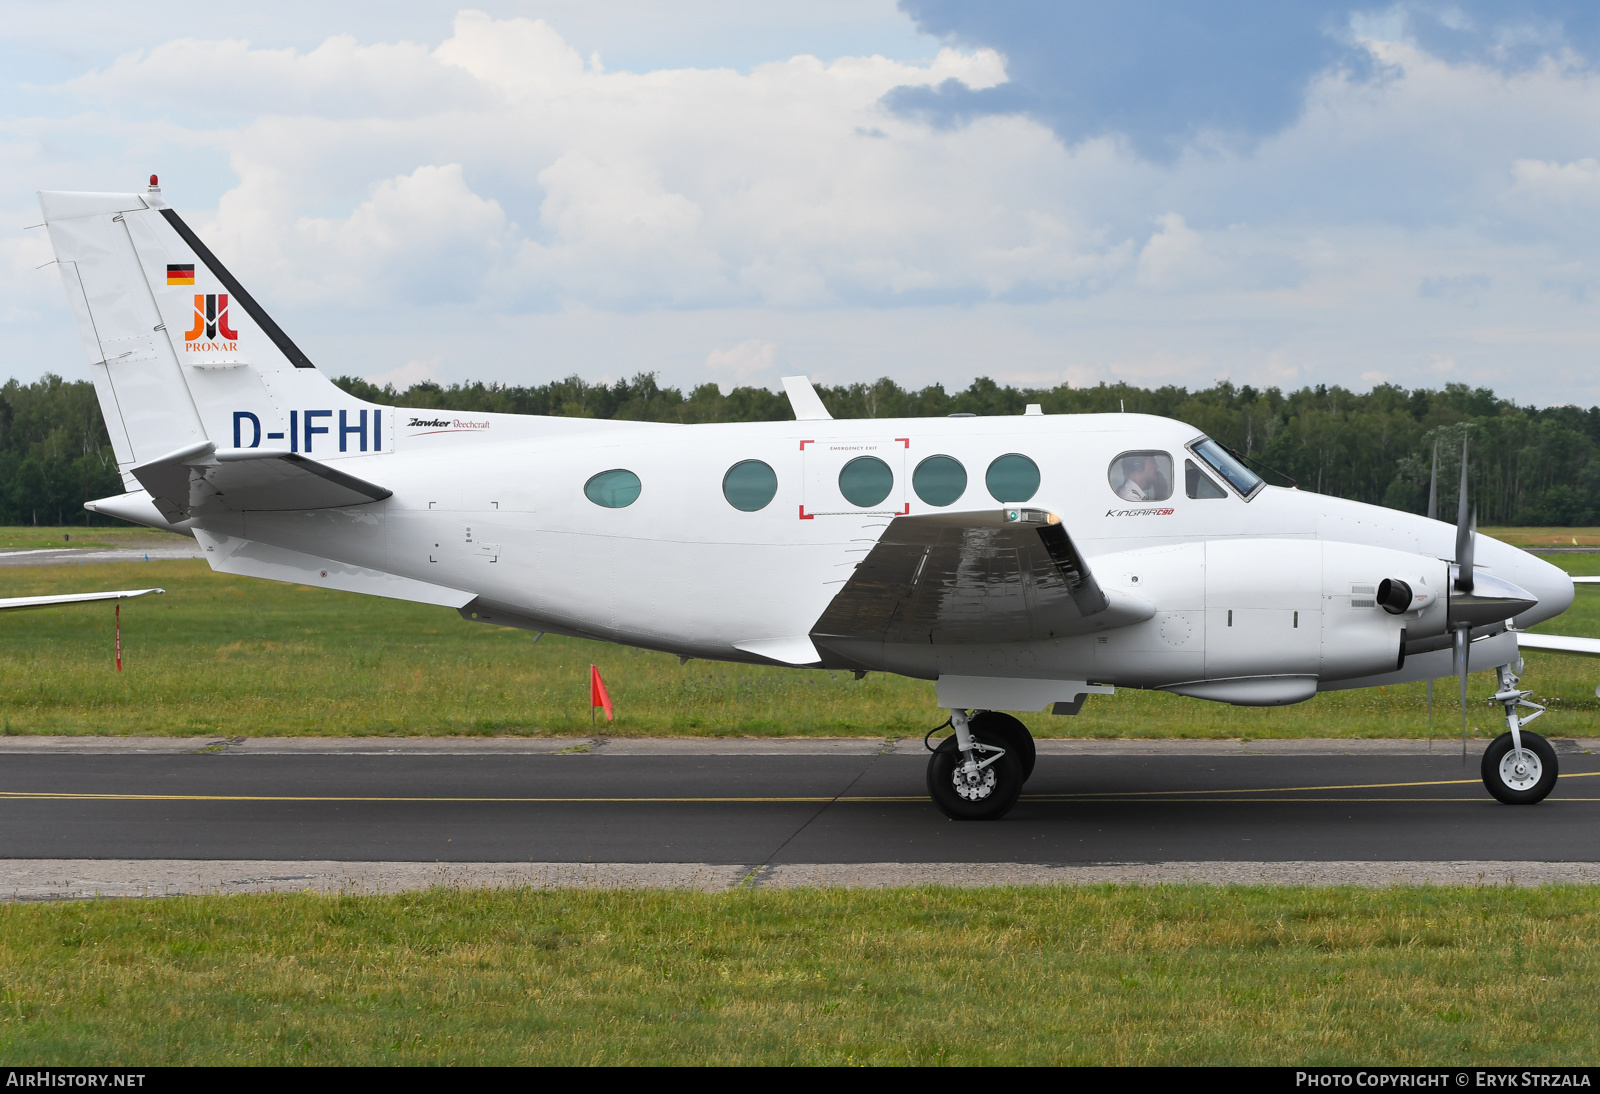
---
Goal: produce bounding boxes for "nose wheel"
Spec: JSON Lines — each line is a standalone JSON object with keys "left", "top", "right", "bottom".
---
{"left": 926, "top": 709, "right": 1029, "bottom": 820}
{"left": 1481, "top": 664, "right": 1558, "bottom": 804}
{"left": 1482, "top": 729, "right": 1558, "bottom": 804}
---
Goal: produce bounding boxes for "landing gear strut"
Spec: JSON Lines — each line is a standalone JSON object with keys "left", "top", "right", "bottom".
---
{"left": 926, "top": 709, "right": 1030, "bottom": 821}
{"left": 1481, "top": 662, "right": 1559, "bottom": 805}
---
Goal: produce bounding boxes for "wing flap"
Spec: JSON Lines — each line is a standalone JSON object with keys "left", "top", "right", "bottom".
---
{"left": 812, "top": 508, "right": 1152, "bottom": 650}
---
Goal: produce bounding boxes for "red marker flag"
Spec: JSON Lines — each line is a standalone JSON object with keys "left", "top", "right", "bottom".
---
{"left": 590, "top": 664, "right": 613, "bottom": 722}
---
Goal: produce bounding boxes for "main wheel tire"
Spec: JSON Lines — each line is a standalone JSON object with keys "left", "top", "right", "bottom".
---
{"left": 968, "top": 710, "right": 1036, "bottom": 782}
{"left": 1481, "top": 730, "right": 1558, "bottom": 805}
{"left": 926, "top": 731, "right": 1024, "bottom": 820}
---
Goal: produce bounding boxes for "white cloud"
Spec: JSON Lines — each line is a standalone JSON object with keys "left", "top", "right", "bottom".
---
{"left": 365, "top": 357, "right": 442, "bottom": 389}
{"left": 1135, "top": 213, "right": 1209, "bottom": 292}
{"left": 7, "top": 8, "right": 1600, "bottom": 407}
{"left": 705, "top": 338, "right": 778, "bottom": 390}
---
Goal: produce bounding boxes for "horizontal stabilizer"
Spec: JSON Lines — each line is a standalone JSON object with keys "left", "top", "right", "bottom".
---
{"left": 83, "top": 490, "right": 191, "bottom": 534}
{"left": 0, "top": 588, "right": 163, "bottom": 612}
{"left": 812, "top": 508, "right": 1152, "bottom": 650}
{"left": 131, "top": 441, "right": 390, "bottom": 522}
{"left": 1516, "top": 632, "right": 1600, "bottom": 658}
{"left": 1573, "top": 576, "right": 1600, "bottom": 585}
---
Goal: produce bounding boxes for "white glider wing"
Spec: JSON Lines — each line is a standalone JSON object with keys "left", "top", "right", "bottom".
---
{"left": 0, "top": 588, "right": 164, "bottom": 612}
{"left": 1516, "top": 632, "right": 1600, "bottom": 658}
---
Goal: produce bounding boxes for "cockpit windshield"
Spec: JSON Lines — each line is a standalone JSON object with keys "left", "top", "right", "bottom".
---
{"left": 1191, "top": 438, "right": 1263, "bottom": 498}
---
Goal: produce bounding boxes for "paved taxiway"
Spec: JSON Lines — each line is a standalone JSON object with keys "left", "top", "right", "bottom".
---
{"left": 0, "top": 544, "right": 202, "bottom": 567}
{"left": 3, "top": 737, "right": 1600, "bottom": 896}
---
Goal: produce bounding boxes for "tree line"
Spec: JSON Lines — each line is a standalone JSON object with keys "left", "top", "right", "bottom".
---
{"left": 7, "top": 371, "right": 1598, "bottom": 526}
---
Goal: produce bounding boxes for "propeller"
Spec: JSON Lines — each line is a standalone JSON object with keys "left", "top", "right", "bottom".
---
{"left": 1454, "top": 622, "right": 1470, "bottom": 760}
{"left": 1426, "top": 440, "right": 1438, "bottom": 746}
{"left": 1442, "top": 436, "right": 1542, "bottom": 759}
{"left": 1454, "top": 437, "right": 1474, "bottom": 596}
{"left": 1453, "top": 437, "right": 1473, "bottom": 760}
{"left": 1427, "top": 441, "right": 1438, "bottom": 522}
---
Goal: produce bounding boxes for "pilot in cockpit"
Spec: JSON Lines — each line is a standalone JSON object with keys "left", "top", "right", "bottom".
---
{"left": 1111, "top": 452, "right": 1171, "bottom": 502}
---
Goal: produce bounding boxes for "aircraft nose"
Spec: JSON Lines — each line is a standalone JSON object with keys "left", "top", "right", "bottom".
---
{"left": 1505, "top": 552, "right": 1575, "bottom": 629}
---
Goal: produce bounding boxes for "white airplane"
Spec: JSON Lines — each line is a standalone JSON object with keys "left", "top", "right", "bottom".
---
{"left": 32, "top": 178, "right": 1597, "bottom": 818}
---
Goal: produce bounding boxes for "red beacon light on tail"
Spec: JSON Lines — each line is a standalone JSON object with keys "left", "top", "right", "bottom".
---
{"left": 147, "top": 174, "right": 159, "bottom": 193}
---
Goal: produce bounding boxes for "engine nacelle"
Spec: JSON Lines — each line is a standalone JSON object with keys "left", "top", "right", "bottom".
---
{"left": 1319, "top": 542, "right": 1448, "bottom": 681}
{"left": 1377, "top": 577, "right": 1436, "bottom": 615}
{"left": 1200, "top": 539, "right": 1450, "bottom": 691}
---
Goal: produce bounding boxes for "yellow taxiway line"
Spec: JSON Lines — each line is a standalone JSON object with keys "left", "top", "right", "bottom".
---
{"left": 0, "top": 770, "right": 1596, "bottom": 806}
{"left": 2, "top": 782, "right": 1600, "bottom": 806}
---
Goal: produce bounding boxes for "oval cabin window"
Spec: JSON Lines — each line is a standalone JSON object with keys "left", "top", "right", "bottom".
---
{"left": 913, "top": 455, "right": 967, "bottom": 507}
{"left": 1107, "top": 451, "right": 1174, "bottom": 503}
{"left": 584, "top": 469, "right": 642, "bottom": 508}
{"left": 722, "top": 460, "right": 778, "bottom": 511}
{"left": 838, "top": 456, "right": 894, "bottom": 508}
{"left": 985, "top": 453, "right": 1040, "bottom": 503}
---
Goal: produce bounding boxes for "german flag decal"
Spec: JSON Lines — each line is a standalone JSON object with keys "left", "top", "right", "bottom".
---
{"left": 166, "top": 264, "right": 195, "bottom": 286}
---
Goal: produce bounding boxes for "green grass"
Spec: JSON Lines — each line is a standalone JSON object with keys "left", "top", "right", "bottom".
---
{"left": 0, "top": 525, "right": 186, "bottom": 551}
{"left": 1481, "top": 526, "right": 1600, "bottom": 548}
{"left": 1, "top": 544, "right": 1597, "bottom": 739}
{"left": 1, "top": 885, "right": 1597, "bottom": 1065}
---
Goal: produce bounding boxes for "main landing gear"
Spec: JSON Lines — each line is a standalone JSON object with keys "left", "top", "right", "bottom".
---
{"left": 1480, "top": 663, "right": 1559, "bottom": 805}
{"left": 926, "top": 709, "right": 1035, "bottom": 820}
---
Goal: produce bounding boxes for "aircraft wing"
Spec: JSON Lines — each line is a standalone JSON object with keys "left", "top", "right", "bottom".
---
{"left": 1573, "top": 577, "right": 1600, "bottom": 585}
{"left": 131, "top": 441, "right": 391, "bottom": 523}
{"left": 1516, "top": 632, "right": 1600, "bottom": 658}
{"left": 811, "top": 508, "right": 1153, "bottom": 649}
{"left": 0, "top": 588, "right": 163, "bottom": 612}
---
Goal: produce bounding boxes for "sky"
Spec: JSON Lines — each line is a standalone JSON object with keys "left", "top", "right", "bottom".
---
{"left": 4, "top": 1, "right": 1600, "bottom": 405}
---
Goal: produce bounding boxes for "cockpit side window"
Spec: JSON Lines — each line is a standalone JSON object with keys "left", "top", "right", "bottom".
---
{"left": 1107, "top": 451, "right": 1173, "bottom": 503}
{"left": 1190, "top": 438, "right": 1263, "bottom": 499}
{"left": 1185, "top": 459, "right": 1228, "bottom": 499}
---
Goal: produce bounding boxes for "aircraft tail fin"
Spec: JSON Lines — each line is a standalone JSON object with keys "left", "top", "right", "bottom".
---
{"left": 38, "top": 179, "right": 384, "bottom": 489}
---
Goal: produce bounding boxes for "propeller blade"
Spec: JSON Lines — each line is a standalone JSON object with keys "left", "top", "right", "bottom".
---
{"left": 1454, "top": 625, "right": 1470, "bottom": 762}
{"left": 1427, "top": 442, "right": 1438, "bottom": 521}
{"left": 1454, "top": 438, "right": 1473, "bottom": 593}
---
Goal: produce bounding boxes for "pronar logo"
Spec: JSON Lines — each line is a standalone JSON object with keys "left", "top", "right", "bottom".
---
{"left": 184, "top": 293, "right": 238, "bottom": 351}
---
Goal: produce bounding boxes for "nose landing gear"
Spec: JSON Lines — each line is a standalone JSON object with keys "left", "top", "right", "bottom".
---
{"left": 926, "top": 709, "right": 1033, "bottom": 820}
{"left": 1481, "top": 663, "right": 1558, "bottom": 804}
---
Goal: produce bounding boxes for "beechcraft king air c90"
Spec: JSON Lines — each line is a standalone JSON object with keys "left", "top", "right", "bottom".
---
{"left": 35, "top": 178, "right": 1592, "bottom": 818}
